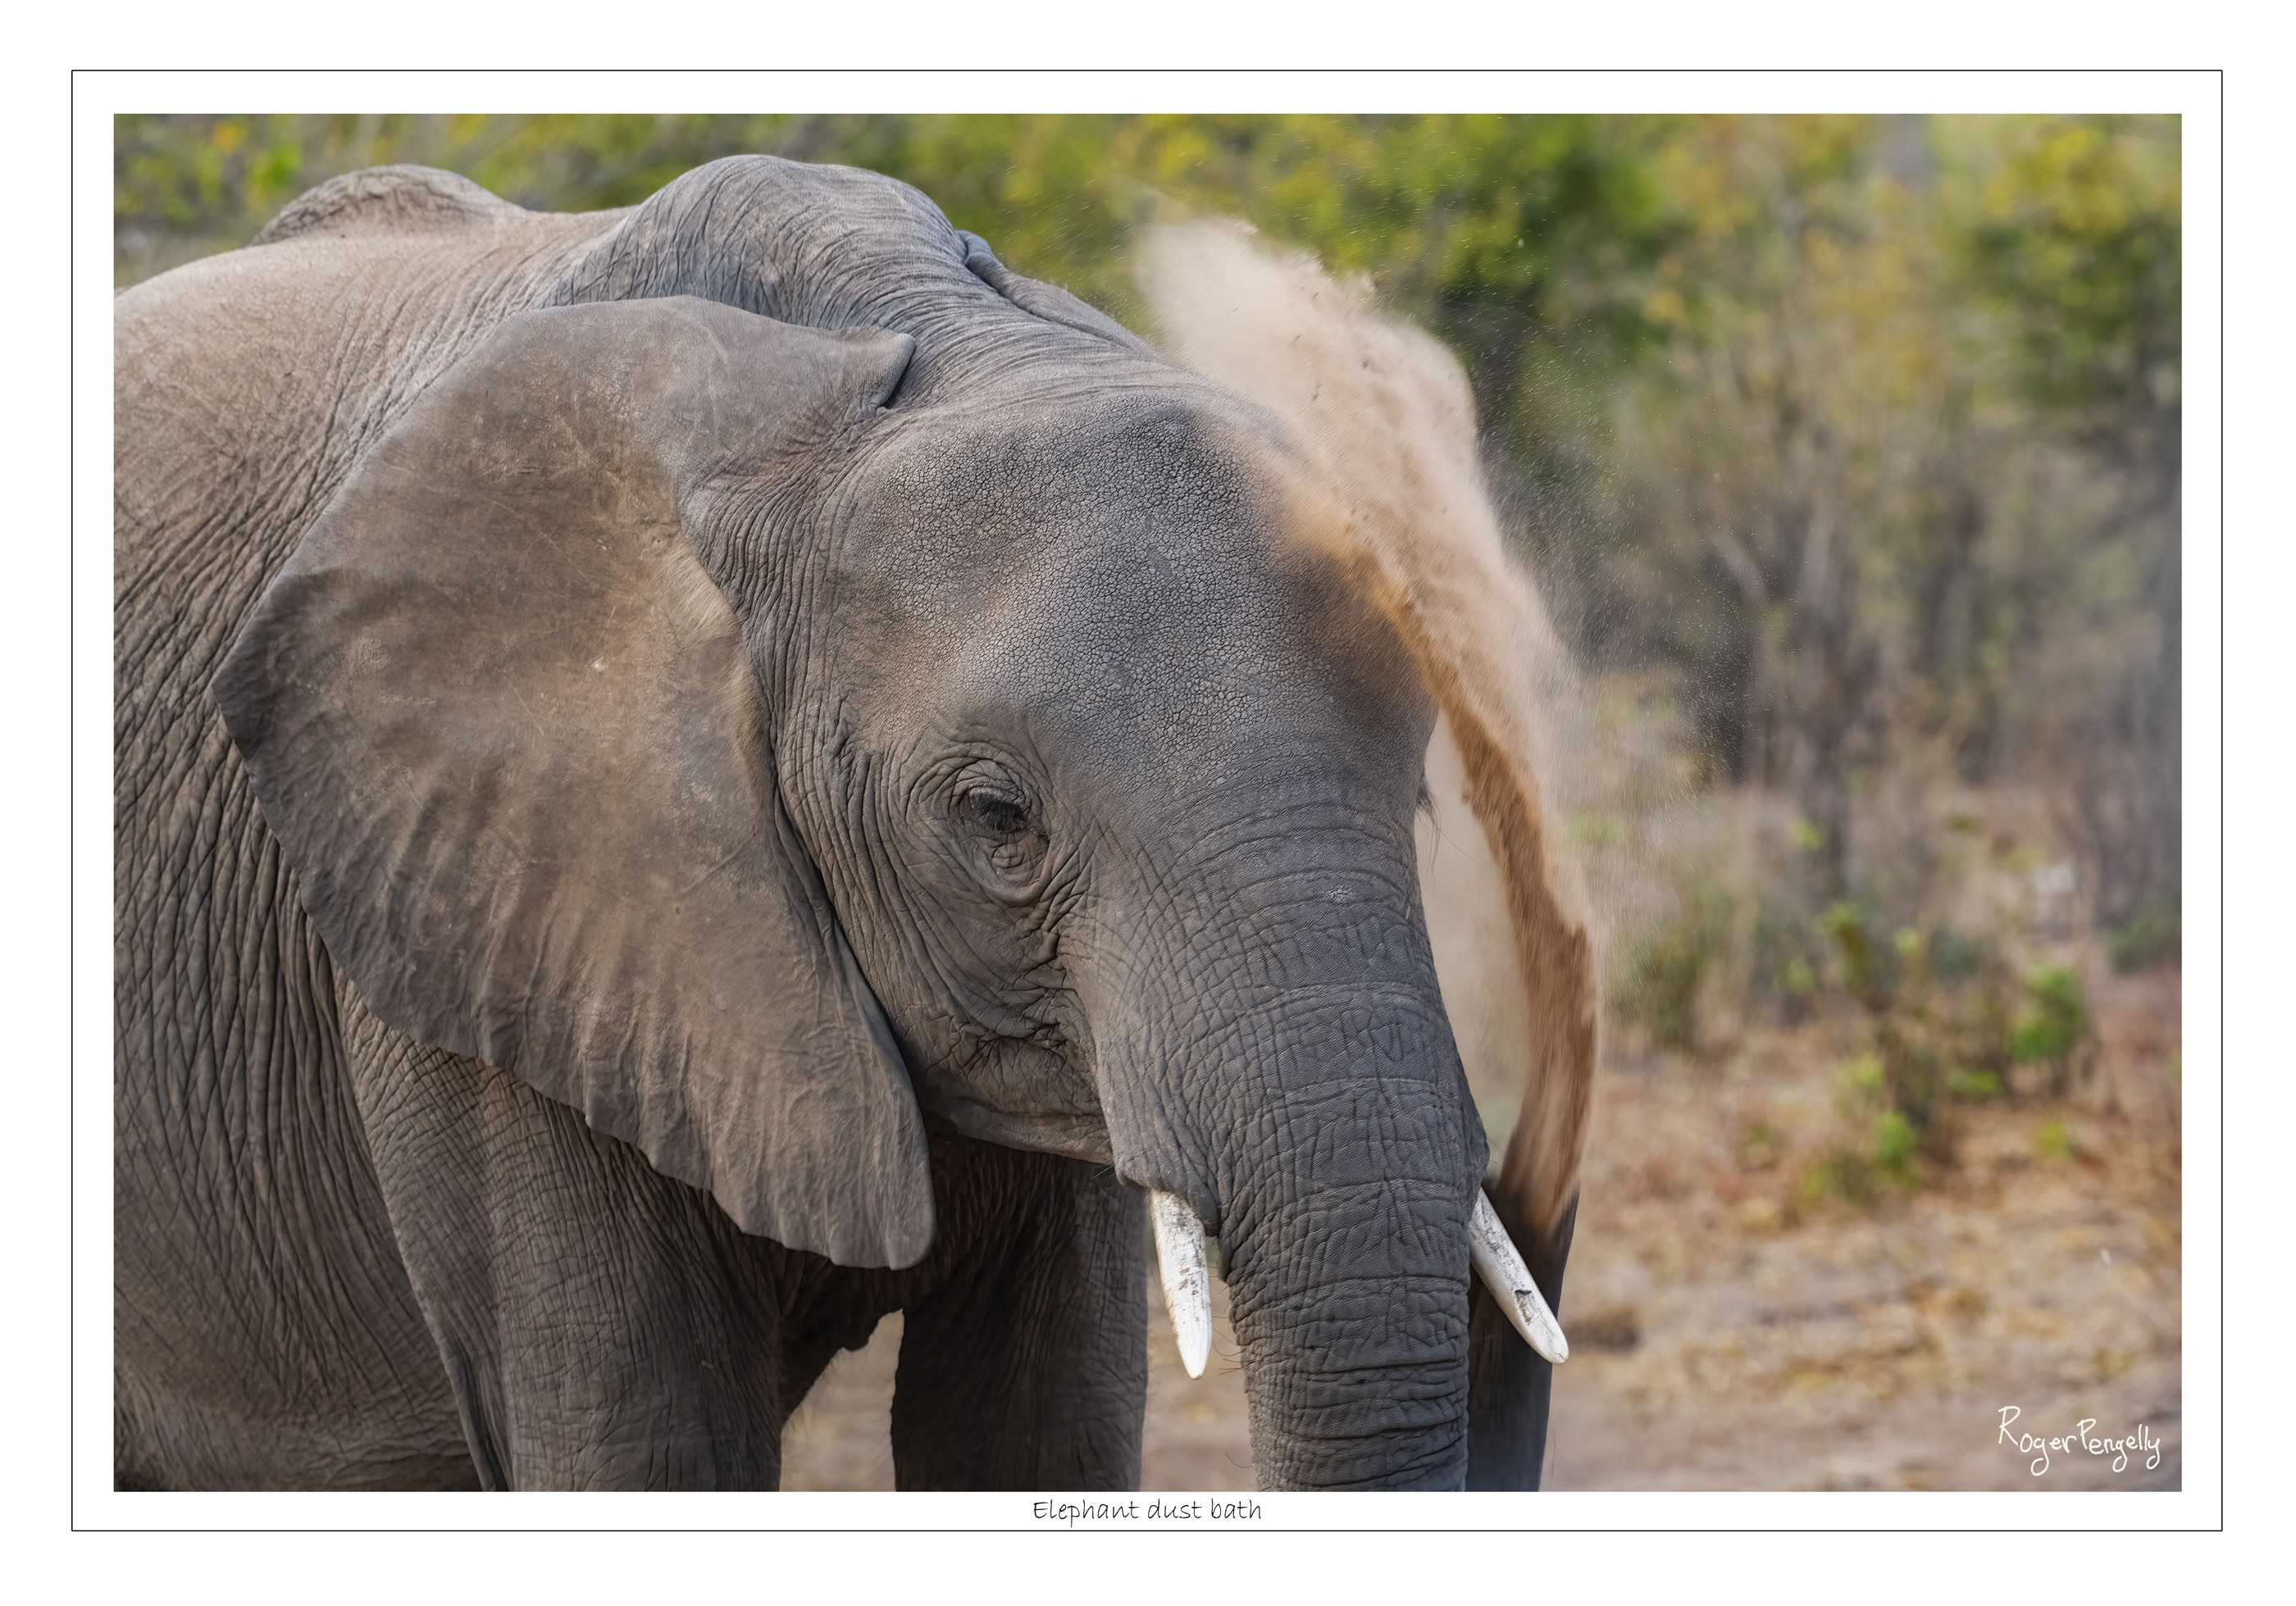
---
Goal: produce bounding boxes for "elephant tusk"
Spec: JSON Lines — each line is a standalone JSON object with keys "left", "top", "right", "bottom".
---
{"left": 1149, "top": 1190, "right": 1214, "bottom": 1379}
{"left": 1469, "top": 1190, "right": 1569, "bottom": 1363}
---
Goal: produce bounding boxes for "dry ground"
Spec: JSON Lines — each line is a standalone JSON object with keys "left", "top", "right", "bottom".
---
{"left": 782, "top": 966, "right": 2181, "bottom": 1492}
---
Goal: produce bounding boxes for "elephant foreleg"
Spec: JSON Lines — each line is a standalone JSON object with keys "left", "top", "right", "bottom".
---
{"left": 889, "top": 1139, "right": 1147, "bottom": 1490}
{"left": 340, "top": 992, "right": 795, "bottom": 1490}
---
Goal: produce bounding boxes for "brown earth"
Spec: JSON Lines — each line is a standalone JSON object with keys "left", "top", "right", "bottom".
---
{"left": 783, "top": 966, "right": 2181, "bottom": 1492}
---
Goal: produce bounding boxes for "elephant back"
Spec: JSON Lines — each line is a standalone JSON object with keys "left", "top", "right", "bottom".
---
{"left": 544, "top": 155, "right": 1152, "bottom": 398}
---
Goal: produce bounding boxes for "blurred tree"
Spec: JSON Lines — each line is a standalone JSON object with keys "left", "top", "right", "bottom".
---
{"left": 1949, "top": 116, "right": 2181, "bottom": 926}
{"left": 113, "top": 111, "right": 2181, "bottom": 946}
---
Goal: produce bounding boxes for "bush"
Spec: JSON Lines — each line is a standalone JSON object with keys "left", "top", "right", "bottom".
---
{"left": 2011, "top": 965, "right": 2089, "bottom": 1094}
{"left": 2107, "top": 900, "right": 2181, "bottom": 972}
{"left": 2034, "top": 1118, "right": 2079, "bottom": 1161}
{"left": 1611, "top": 880, "right": 1733, "bottom": 1053}
{"left": 1929, "top": 923, "right": 1993, "bottom": 983}
{"left": 1871, "top": 1110, "right": 1921, "bottom": 1181}
{"left": 1613, "top": 926, "right": 1709, "bottom": 1052}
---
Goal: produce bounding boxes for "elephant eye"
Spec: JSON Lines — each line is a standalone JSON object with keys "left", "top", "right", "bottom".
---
{"left": 964, "top": 789, "right": 1030, "bottom": 838}
{"left": 943, "top": 762, "right": 1048, "bottom": 888}
{"left": 954, "top": 781, "right": 1047, "bottom": 886}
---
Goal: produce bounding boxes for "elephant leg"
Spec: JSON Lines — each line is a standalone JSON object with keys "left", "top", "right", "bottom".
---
{"left": 339, "top": 990, "right": 795, "bottom": 1490}
{"left": 889, "top": 1136, "right": 1147, "bottom": 1490}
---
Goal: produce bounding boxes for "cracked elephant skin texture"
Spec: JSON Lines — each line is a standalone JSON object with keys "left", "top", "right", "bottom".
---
{"left": 114, "top": 157, "right": 1569, "bottom": 1491}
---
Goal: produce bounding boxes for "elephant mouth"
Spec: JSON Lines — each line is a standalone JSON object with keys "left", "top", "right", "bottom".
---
{"left": 1146, "top": 1185, "right": 1566, "bottom": 1378}
{"left": 907, "top": 1053, "right": 1116, "bottom": 1165}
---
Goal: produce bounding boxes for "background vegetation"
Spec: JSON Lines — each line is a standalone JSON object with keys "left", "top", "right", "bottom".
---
{"left": 116, "top": 111, "right": 2182, "bottom": 1189}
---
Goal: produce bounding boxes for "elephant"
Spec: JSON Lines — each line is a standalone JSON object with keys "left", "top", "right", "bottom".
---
{"left": 113, "top": 156, "right": 1597, "bottom": 1492}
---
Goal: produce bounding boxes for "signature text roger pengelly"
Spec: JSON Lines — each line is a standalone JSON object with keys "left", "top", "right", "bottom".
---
{"left": 1998, "top": 1407, "right": 2162, "bottom": 1476}
{"left": 1032, "top": 1498, "right": 1263, "bottom": 1526}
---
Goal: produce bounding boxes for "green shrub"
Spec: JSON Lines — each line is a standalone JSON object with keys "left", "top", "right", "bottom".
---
{"left": 2020, "top": 958, "right": 2093, "bottom": 1059}
{"left": 1929, "top": 923, "right": 1992, "bottom": 982}
{"left": 2010, "top": 966, "right": 2089, "bottom": 1094}
{"left": 1614, "top": 927, "right": 1709, "bottom": 1051}
{"left": 2107, "top": 901, "right": 2181, "bottom": 972}
{"left": 1871, "top": 1109, "right": 1920, "bottom": 1180}
{"left": 1821, "top": 900, "right": 1904, "bottom": 1007}
{"left": 1612, "top": 881, "right": 1733, "bottom": 1053}
{"left": 1801, "top": 1149, "right": 1877, "bottom": 1208}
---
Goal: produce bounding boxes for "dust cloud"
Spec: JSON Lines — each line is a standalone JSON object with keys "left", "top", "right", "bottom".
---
{"left": 1135, "top": 220, "right": 1601, "bottom": 1233}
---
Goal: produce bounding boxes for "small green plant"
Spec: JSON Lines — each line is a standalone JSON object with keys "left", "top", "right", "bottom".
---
{"left": 1737, "top": 1119, "right": 1785, "bottom": 1172}
{"left": 2011, "top": 966, "right": 2089, "bottom": 1095}
{"left": 1801, "top": 1149, "right": 1877, "bottom": 1208}
{"left": 1799, "top": 1111, "right": 1921, "bottom": 1211}
{"left": 2034, "top": 1118, "right": 2078, "bottom": 1161}
{"left": 1929, "top": 923, "right": 1992, "bottom": 983}
{"left": 1821, "top": 900, "right": 1905, "bottom": 1007}
{"left": 2106, "top": 899, "right": 2181, "bottom": 972}
{"left": 1835, "top": 1052, "right": 1887, "bottom": 1109}
{"left": 1613, "top": 928, "right": 1706, "bottom": 1051}
{"left": 1750, "top": 899, "right": 1828, "bottom": 1021}
{"left": 1611, "top": 880, "right": 1733, "bottom": 1053}
{"left": 1871, "top": 1109, "right": 1920, "bottom": 1181}
{"left": 1569, "top": 812, "right": 1629, "bottom": 849}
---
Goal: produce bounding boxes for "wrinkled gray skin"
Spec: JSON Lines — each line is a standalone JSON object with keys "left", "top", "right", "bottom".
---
{"left": 116, "top": 158, "right": 1551, "bottom": 1490}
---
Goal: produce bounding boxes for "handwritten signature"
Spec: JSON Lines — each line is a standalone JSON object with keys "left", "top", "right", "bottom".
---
{"left": 1998, "top": 1406, "right": 2162, "bottom": 1476}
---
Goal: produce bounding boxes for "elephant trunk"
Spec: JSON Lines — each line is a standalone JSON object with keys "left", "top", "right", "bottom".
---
{"left": 1083, "top": 817, "right": 1496, "bottom": 1490}
{"left": 1202, "top": 988, "right": 1484, "bottom": 1490}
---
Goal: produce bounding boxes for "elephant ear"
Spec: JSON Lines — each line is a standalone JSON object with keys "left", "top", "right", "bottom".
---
{"left": 957, "top": 230, "right": 1157, "bottom": 357}
{"left": 213, "top": 297, "right": 936, "bottom": 1269}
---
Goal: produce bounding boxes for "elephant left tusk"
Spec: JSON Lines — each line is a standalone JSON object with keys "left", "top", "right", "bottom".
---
{"left": 1149, "top": 1190, "right": 1214, "bottom": 1379}
{"left": 1469, "top": 1190, "right": 1569, "bottom": 1363}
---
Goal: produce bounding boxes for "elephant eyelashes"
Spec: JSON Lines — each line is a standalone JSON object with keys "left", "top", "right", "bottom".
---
{"left": 965, "top": 790, "right": 1028, "bottom": 837}
{"left": 953, "top": 778, "right": 1047, "bottom": 883}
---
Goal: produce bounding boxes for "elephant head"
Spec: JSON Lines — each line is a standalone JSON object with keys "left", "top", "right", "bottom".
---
{"left": 212, "top": 157, "right": 1593, "bottom": 1490}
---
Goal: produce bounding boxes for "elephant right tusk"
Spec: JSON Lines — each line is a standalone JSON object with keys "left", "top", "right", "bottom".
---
{"left": 1149, "top": 1190, "right": 1214, "bottom": 1379}
{"left": 1469, "top": 1190, "right": 1569, "bottom": 1363}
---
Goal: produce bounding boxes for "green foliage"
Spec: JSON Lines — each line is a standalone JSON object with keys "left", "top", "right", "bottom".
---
{"left": 1821, "top": 901, "right": 1901, "bottom": 1008}
{"left": 1736, "top": 1120, "right": 1785, "bottom": 1172}
{"left": 2107, "top": 899, "right": 2182, "bottom": 972}
{"left": 1801, "top": 1150, "right": 1878, "bottom": 1209}
{"left": 2010, "top": 967, "right": 2088, "bottom": 1066}
{"left": 2010, "top": 965, "right": 2091, "bottom": 1098}
{"left": 1871, "top": 1110, "right": 1920, "bottom": 1180}
{"left": 1611, "top": 880, "right": 1733, "bottom": 1052}
{"left": 1749, "top": 899, "right": 1828, "bottom": 1020}
{"left": 1928, "top": 924, "right": 1993, "bottom": 983}
{"left": 1957, "top": 117, "right": 2180, "bottom": 430}
{"left": 2033, "top": 1118, "right": 2078, "bottom": 1162}
{"left": 1946, "top": 1067, "right": 2003, "bottom": 1099}
{"left": 1804, "top": 1053, "right": 1936, "bottom": 1211}
{"left": 116, "top": 114, "right": 1677, "bottom": 385}
{"left": 1800, "top": 1108, "right": 1922, "bottom": 1209}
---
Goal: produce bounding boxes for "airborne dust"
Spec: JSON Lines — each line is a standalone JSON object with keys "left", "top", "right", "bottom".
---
{"left": 1136, "top": 219, "right": 1601, "bottom": 1216}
